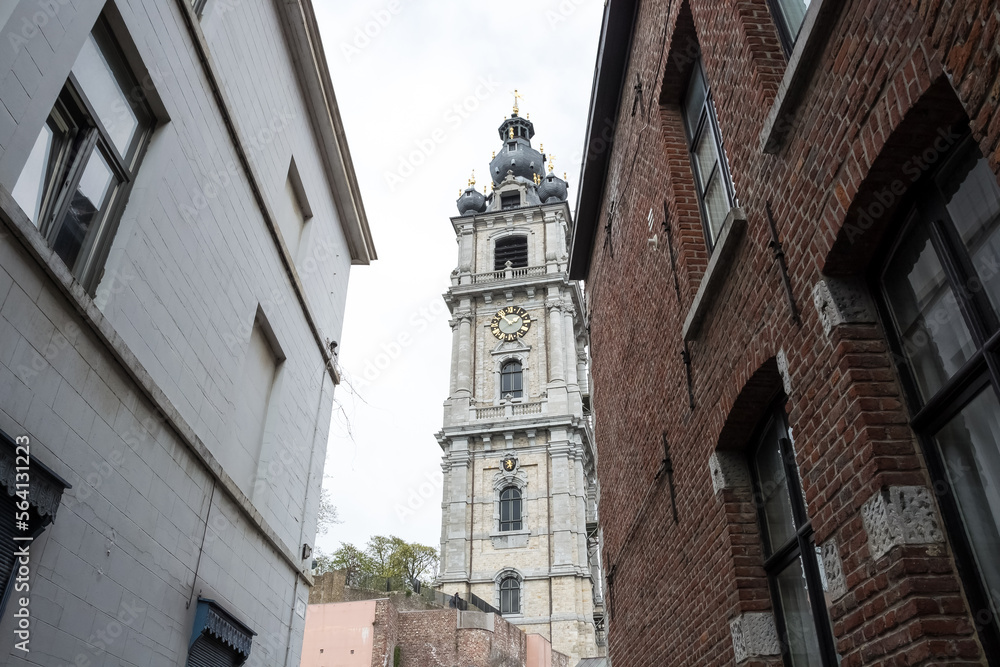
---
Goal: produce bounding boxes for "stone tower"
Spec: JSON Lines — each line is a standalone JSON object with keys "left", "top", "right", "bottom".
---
{"left": 435, "top": 106, "right": 604, "bottom": 663}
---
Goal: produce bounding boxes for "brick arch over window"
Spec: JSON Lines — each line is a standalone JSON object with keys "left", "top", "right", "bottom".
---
{"left": 656, "top": 1, "right": 711, "bottom": 304}
{"left": 823, "top": 73, "right": 969, "bottom": 276}
{"left": 715, "top": 356, "right": 784, "bottom": 452}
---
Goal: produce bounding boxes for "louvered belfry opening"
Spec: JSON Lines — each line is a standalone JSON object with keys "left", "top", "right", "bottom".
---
{"left": 495, "top": 236, "right": 528, "bottom": 270}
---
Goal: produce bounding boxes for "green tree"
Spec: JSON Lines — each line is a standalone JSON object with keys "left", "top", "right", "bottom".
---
{"left": 390, "top": 538, "right": 439, "bottom": 584}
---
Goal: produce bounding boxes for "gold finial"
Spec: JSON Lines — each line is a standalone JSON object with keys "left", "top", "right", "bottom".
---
{"left": 468, "top": 170, "right": 476, "bottom": 187}
{"left": 511, "top": 89, "right": 524, "bottom": 115}
{"left": 564, "top": 172, "right": 568, "bottom": 183}
{"left": 532, "top": 173, "right": 541, "bottom": 185}
{"left": 548, "top": 154, "right": 556, "bottom": 172}
{"left": 509, "top": 127, "right": 515, "bottom": 140}
{"left": 492, "top": 151, "right": 496, "bottom": 159}
{"left": 527, "top": 113, "right": 530, "bottom": 120}
{"left": 483, "top": 186, "right": 487, "bottom": 194}
{"left": 540, "top": 143, "right": 544, "bottom": 153}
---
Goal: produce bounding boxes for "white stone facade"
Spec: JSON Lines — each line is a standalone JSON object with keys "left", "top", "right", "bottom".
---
{"left": 436, "top": 170, "right": 603, "bottom": 663}
{"left": 0, "top": 1, "right": 373, "bottom": 665}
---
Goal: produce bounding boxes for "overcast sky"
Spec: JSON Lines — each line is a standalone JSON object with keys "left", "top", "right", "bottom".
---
{"left": 311, "top": 1, "right": 605, "bottom": 556}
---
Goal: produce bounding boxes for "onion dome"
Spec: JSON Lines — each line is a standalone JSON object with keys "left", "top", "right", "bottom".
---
{"left": 537, "top": 170, "right": 568, "bottom": 203}
{"left": 489, "top": 114, "right": 544, "bottom": 185}
{"left": 457, "top": 173, "right": 487, "bottom": 215}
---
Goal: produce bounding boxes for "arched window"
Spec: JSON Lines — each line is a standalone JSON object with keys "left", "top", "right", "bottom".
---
{"left": 499, "top": 486, "right": 522, "bottom": 532}
{"left": 500, "top": 361, "right": 523, "bottom": 399}
{"left": 500, "top": 576, "right": 521, "bottom": 615}
{"left": 495, "top": 235, "right": 528, "bottom": 269}
{"left": 876, "top": 136, "right": 1000, "bottom": 652}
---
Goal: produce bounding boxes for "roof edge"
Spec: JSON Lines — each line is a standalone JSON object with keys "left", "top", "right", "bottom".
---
{"left": 277, "top": 0, "right": 377, "bottom": 265}
{"left": 569, "top": 0, "right": 639, "bottom": 280}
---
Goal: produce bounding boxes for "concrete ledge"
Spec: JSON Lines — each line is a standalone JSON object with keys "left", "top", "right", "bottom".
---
{"left": 457, "top": 611, "right": 495, "bottom": 631}
{"left": 759, "top": 0, "right": 845, "bottom": 154}
{"left": 682, "top": 207, "right": 747, "bottom": 342}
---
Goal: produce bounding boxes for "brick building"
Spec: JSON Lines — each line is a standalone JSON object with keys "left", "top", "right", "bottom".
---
{"left": 0, "top": 0, "right": 373, "bottom": 664}
{"left": 569, "top": 1, "right": 1000, "bottom": 666}
{"left": 300, "top": 598, "right": 572, "bottom": 667}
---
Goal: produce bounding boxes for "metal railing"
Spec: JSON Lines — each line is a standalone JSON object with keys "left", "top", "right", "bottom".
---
{"left": 416, "top": 587, "right": 501, "bottom": 616}
{"left": 474, "top": 402, "right": 544, "bottom": 420}
{"left": 470, "top": 265, "right": 546, "bottom": 285}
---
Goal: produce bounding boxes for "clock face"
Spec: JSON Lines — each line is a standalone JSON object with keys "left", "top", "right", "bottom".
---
{"left": 490, "top": 306, "right": 531, "bottom": 342}
{"left": 502, "top": 456, "right": 517, "bottom": 472}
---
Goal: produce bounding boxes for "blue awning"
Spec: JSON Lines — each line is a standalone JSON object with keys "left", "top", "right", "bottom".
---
{"left": 190, "top": 598, "right": 256, "bottom": 661}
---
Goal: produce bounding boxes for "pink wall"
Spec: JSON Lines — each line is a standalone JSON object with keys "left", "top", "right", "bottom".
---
{"left": 526, "top": 634, "right": 552, "bottom": 667}
{"left": 301, "top": 601, "right": 377, "bottom": 667}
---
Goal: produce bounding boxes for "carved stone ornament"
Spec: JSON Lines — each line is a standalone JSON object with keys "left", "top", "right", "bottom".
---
{"left": 709, "top": 451, "right": 751, "bottom": 494}
{"left": 812, "top": 277, "right": 876, "bottom": 336}
{"left": 729, "top": 612, "right": 781, "bottom": 662}
{"left": 821, "top": 538, "right": 848, "bottom": 600}
{"left": 860, "top": 486, "right": 945, "bottom": 561}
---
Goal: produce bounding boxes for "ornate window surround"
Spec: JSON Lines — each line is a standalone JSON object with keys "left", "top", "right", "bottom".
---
{"left": 491, "top": 455, "right": 530, "bottom": 549}
{"left": 495, "top": 568, "right": 524, "bottom": 617}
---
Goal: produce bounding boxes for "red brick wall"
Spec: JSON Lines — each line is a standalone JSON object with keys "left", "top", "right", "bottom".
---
{"left": 583, "top": 0, "right": 1000, "bottom": 665}
{"left": 396, "top": 610, "right": 528, "bottom": 667}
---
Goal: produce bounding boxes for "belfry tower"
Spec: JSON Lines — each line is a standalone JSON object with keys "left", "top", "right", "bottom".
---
{"left": 435, "top": 99, "right": 604, "bottom": 663}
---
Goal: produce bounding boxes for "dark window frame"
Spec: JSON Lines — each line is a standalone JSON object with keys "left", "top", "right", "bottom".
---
{"left": 500, "top": 192, "right": 521, "bottom": 212}
{"left": 680, "top": 57, "right": 735, "bottom": 250}
{"left": 500, "top": 360, "right": 523, "bottom": 399}
{"left": 22, "top": 15, "right": 155, "bottom": 295}
{"left": 499, "top": 575, "right": 521, "bottom": 615}
{"left": 766, "top": 0, "right": 809, "bottom": 56}
{"left": 494, "top": 235, "right": 528, "bottom": 270}
{"left": 499, "top": 486, "right": 523, "bottom": 532}
{"left": 871, "top": 133, "right": 1000, "bottom": 664}
{"left": 748, "top": 402, "right": 839, "bottom": 667}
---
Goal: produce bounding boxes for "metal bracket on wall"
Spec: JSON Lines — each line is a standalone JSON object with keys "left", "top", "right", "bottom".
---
{"left": 662, "top": 200, "right": 682, "bottom": 304}
{"left": 681, "top": 343, "right": 695, "bottom": 410}
{"left": 765, "top": 200, "right": 801, "bottom": 325}
{"left": 662, "top": 433, "right": 679, "bottom": 524}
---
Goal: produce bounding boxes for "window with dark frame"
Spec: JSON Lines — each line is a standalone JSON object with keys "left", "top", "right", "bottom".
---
{"left": 10, "top": 16, "right": 155, "bottom": 295}
{"left": 500, "top": 192, "right": 521, "bottom": 211}
{"left": 500, "top": 360, "right": 523, "bottom": 398}
{"left": 499, "top": 487, "right": 523, "bottom": 532}
{"left": 875, "top": 134, "right": 1000, "bottom": 660}
{"left": 494, "top": 235, "right": 528, "bottom": 270}
{"left": 766, "top": 0, "right": 811, "bottom": 55}
{"left": 680, "top": 58, "right": 735, "bottom": 249}
{"left": 500, "top": 576, "right": 521, "bottom": 615}
{"left": 749, "top": 405, "right": 838, "bottom": 667}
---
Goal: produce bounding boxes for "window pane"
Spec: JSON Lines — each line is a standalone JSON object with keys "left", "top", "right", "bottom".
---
{"left": 775, "top": 0, "right": 810, "bottom": 42}
{"left": 51, "top": 147, "right": 116, "bottom": 270}
{"left": 11, "top": 123, "right": 55, "bottom": 225}
{"left": 72, "top": 32, "right": 139, "bottom": 158}
{"left": 940, "top": 154, "right": 1000, "bottom": 318}
{"left": 755, "top": 425, "right": 797, "bottom": 553}
{"left": 775, "top": 555, "right": 824, "bottom": 667}
{"left": 692, "top": 128, "right": 721, "bottom": 192}
{"left": 883, "top": 217, "right": 976, "bottom": 402}
{"left": 703, "top": 175, "right": 730, "bottom": 244}
{"left": 934, "top": 388, "right": 1000, "bottom": 624}
{"left": 683, "top": 66, "right": 707, "bottom": 139}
